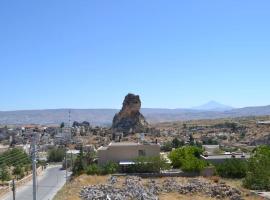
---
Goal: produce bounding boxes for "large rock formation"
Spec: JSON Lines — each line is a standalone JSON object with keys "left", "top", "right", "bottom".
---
{"left": 112, "top": 93, "right": 149, "bottom": 134}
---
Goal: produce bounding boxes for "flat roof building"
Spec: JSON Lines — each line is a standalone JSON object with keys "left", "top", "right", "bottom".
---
{"left": 97, "top": 142, "right": 160, "bottom": 165}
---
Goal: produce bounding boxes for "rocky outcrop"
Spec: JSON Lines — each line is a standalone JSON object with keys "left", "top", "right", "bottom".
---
{"left": 112, "top": 93, "right": 149, "bottom": 134}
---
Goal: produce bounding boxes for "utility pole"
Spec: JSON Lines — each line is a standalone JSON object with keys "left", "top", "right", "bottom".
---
{"left": 68, "top": 109, "right": 72, "bottom": 141}
{"left": 31, "top": 133, "right": 37, "bottom": 200}
{"left": 65, "top": 146, "right": 68, "bottom": 183}
{"left": 12, "top": 179, "right": 15, "bottom": 200}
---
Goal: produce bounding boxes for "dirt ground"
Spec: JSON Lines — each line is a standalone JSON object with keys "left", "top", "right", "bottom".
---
{"left": 53, "top": 175, "right": 263, "bottom": 200}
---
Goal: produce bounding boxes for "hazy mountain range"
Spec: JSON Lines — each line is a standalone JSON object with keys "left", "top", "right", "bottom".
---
{"left": 192, "top": 101, "right": 234, "bottom": 111}
{"left": 0, "top": 102, "right": 269, "bottom": 126}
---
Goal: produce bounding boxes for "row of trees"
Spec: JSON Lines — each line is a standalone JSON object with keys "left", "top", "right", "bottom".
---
{"left": 214, "top": 145, "right": 270, "bottom": 190}
{"left": 243, "top": 145, "right": 270, "bottom": 190}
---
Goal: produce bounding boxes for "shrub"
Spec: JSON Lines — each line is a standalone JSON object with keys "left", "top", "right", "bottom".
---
{"left": 13, "top": 165, "right": 25, "bottom": 179}
{"left": 86, "top": 162, "right": 118, "bottom": 175}
{"left": 216, "top": 159, "right": 247, "bottom": 178}
{"left": 0, "top": 165, "right": 11, "bottom": 181}
{"left": 172, "top": 138, "right": 184, "bottom": 148}
{"left": 161, "top": 141, "right": 172, "bottom": 152}
{"left": 86, "top": 164, "right": 102, "bottom": 175}
{"left": 133, "top": 156, "right": 170, "bottom": 173}
{"left": 47, "top": 148, "right": 65, "bottom": 162}
{"left": 101, "top": 162, "right": 119, "bottom": 174}
{"left": 72, "top": 147, "right": 87, "bottom": 175}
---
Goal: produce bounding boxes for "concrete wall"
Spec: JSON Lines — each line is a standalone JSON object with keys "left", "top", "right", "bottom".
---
{"left": 98, "top": 144, "right": 160, "bottom": 165}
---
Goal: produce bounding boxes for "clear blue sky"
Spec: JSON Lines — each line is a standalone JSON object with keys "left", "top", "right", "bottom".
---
{"left": 0, "top": 0, "right": 270, "bottom": 110}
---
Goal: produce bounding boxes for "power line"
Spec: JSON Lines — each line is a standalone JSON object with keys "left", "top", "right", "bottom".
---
{"left": 0, "top": 153, "right": 30, "bottom": 163}
{"left": 0, "top": 152, "right": 29, "bottom": 161}
{"left": 0, "top": 157, "right": 31, "bottom": 167}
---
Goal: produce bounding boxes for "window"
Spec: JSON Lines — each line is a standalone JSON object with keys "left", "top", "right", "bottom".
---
{"left": 138, "top": 150, "right": 146, "bottom": 156}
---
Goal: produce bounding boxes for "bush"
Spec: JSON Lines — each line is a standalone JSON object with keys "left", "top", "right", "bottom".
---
{"left": 133, "top": 156, "right": 170, "bottom": 173}
{"left": 181, "top": 155, "right": 207, "bottom": 172}
{"left": 172, "top": 138, "right": 184, "bottom": 148}
{"left": 168, "top": 146, "right": 206, "bottom": 172}
{"left": 243, "top": 145, "right": 270, "bottom": 190}
{"left": 102, "top": 162, "right": 119, "bottom": 174}
{"left": 86, "top": 164, "right": 102, "bottom": 175}
{"left": 86, "top": 162, "right": 118, "bottom": 175}
{"left": 47, "top": 148, "right": 65, "bottom": 162}
{"left": 13, "top": 165, "right": 25, "bottom": 179}
{"left": 161, "top": 141, "right": 172, "bottom": 152}
{"left": 72, "top": 148, "right": 87, "bottom": 175}
{"left": 216, "top": 159, "right": 247, "bottom": 178}
{"left": 0, "top": 165, "right": 11, "bottom": 181}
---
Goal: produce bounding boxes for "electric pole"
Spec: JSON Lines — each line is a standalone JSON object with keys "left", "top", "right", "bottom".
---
{"left": 65, "top": 146, "right": 68, "bottom": 183}
{"left": 12, "top": 179, "right": 15, "bottom": 200}
{"left": 31, "top": 133, "right": 37, "bottom": 200}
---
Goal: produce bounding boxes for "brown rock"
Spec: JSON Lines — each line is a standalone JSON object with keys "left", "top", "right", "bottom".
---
{"left": 112, "top": 93, "right": 149, "bottom": 135}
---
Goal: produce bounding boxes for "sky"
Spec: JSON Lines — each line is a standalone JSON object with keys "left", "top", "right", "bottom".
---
{"left": 0, "top": 0, "right": 270, "bottom": 110}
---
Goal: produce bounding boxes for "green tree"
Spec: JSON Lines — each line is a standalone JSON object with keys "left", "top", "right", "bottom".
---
{"left": 181, "top": 155, "right": 207, "bottom": 172}
{"left": 161, "top": 141, "right": 172, "bottom": 152}
{"left": 72, "top": 147, "right": 86, "bottom": 175}
{"left": 243, "top": 145, "right": 270, "bottom": 190}
{"left": 60, "top": 122, "right": 65, "bottom": 128}
{"left": 47, "top": 148, "right": 65, "bottom": 162}
{"left": 172, "top": 138, "right": 184, "bottom": 148}
{"left": 168, "top": 146, "right": 206, "bottom": 172}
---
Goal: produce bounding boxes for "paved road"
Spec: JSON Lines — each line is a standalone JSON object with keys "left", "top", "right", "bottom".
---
{"left": 1, "top": 165, "right": 70, "bottom": 200}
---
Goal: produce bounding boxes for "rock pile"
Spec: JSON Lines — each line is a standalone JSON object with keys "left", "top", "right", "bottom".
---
{"left": 112, "top": 94, "right": 149, "bottom": 135}
{"left": 81, "top": 176, "right": 157, "bottom": 200}
{"left": 80, "top": 176, "right": 243, "bottom": 200}
{"left": 162, "top": 178, "right": 242, "bottom": 200}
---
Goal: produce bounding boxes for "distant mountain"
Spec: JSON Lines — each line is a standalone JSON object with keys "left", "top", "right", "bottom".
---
{"left": 192, "top": 101, "right": 233, "bottom": 111}
{"left": 0, "top": 105, "right": 270, "bottom": 126}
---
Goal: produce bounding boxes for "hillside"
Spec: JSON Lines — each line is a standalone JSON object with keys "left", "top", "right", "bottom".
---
{"left": 0, "top": 105, "right": 270, "bottom": 125}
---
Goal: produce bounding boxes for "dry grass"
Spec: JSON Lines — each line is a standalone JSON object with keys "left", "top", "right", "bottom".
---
{"left": 53, "top": 175, "right": 263, "bottom": 200}
{"left": 53, "top": 175, "right": 109, "bottom": 200}
{"left": 159, "top": 193, "right": 216, "bottom": 200}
